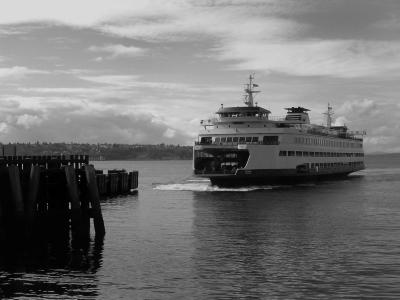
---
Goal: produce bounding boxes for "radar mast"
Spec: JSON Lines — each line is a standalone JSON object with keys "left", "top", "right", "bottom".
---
{"left": 244, "top": 74, "right": 260, "bottom": 107}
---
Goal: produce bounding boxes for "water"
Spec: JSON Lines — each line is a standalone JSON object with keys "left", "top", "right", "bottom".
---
{"left": 1, "top": 155, "right": 400, "bottom": 299}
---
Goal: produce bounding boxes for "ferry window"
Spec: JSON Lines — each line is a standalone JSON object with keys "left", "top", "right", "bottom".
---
{"left": 215, "top": 137, "right": 220, "bottom": 143}
{"left": 221, "top": 137, "right": 226, "bottom": 142}
{"left": 303, "top": 152, "right": 309, "bottom": 157}
{"left": 279, "top": 151, "right": 287, "bottom": 156}
{"left": 310, "top": 152, "right": 315, "bottom": 157}
{"left": 227, "top": 137, "right": 233, "bottom": 142}
{"left": 296, "top": 151, "right": 302, "bottom": 157}
{"left": 200, "top": 136, "right": 212, "bottom": 144}
{"left": 245, "top": 137, "right": 252, "bottom": 142}
{"left": 288, "top": 151, "right": 295, "bottom": 156}
{"left": 263, "top": 136, "right": 279, "bottom": 145}
{"left": 239, "top": 137, "right": 245, "bottom": 143}
{"left": 252, "top": 137, "right": 259, "bottom": 143}
{"left": 233, "top": 137, "right": 239, "bottom": 142}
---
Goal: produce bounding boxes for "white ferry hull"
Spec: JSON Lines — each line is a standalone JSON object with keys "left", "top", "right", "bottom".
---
{"left": 198, "top": 166, "right": 363, "bottom": 186}
{"left": 193, "top": 143, "right": 365, "bottom": 186}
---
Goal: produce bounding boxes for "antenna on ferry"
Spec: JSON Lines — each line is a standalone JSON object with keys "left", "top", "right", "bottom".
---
{"left": 323, "top": 103, "right": 334, "bottom": 128}
{"left": 244, "top": 74, "right": 260, "bottom": 107}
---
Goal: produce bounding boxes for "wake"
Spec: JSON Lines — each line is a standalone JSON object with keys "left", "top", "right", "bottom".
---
{"left": 153, "top": 179, "right": 277, "bottom": 192}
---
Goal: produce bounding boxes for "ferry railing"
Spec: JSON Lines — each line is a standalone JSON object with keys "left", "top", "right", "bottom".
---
{"left": 305, "top": 129, "right": 364, "bottom": 141}
{"left": 195, "top": 141, "right": 266, "bottom": 146}
{"left": 268, "top": 115, "right": 286, "bottom": 121}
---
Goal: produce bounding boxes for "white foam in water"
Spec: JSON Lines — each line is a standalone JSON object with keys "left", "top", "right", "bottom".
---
{"left": 357, "top": 168, "right": 400, "bottom": 176}
{"left": 186, "top": 179, "right": 211, "bottom": 182}
{"left": 154, "top": 181, "right": 274, "bottom": 192}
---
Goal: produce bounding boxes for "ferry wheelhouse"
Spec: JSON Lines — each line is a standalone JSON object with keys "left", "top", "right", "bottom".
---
{"left": 193, "top": 75, "right": 365, "bottom": 186}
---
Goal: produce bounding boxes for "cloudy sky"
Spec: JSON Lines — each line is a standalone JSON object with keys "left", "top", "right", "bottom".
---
{"left": 1, "top": 0, "right": 400, "bottom": 152}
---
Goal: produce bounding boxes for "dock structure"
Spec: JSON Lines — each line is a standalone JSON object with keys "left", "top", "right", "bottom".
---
{"left": 0, "top": 155, "right": 138, "bottom": 250}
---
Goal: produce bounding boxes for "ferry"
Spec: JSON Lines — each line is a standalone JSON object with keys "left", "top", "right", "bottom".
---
{"left": 193, "top": 75, "right": 365, "bottom": 186}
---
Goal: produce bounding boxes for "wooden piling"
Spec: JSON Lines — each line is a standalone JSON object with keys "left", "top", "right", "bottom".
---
{"left": 64, "top": 165, "right": 85, "bottom": 243}
{"left": 129, "top": 171, "right": 139, "bottom": 191}
{"left": 0, "top": 155, "right": 138, "bottom": 253}
{"left": 84, "top": 165, "right": 105, "bottom": 237}
{"left": 25, "top": 166, "right": 41, "bottom": 237}
{"left": 8, "top": 165, "right": 24, "bottom": 219}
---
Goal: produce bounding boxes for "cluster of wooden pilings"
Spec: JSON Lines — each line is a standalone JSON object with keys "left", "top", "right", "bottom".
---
{"left": 96, "top": 170, "right": 139, "bottom": 196}
{"left": 0, "top": 155, "right": 138, "bottom": 255}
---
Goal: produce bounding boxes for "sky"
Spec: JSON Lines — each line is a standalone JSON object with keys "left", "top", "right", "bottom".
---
{"left": 0, "top": 0, "right": 400, "bottom": 152}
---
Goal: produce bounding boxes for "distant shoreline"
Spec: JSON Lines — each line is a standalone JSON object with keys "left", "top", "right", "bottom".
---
{"left": 92, "top": 158, "right": 193, "bottom": 161}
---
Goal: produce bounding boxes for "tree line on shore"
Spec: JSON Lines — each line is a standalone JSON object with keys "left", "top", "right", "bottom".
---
{"left": 1, "top": 142, "right": 193, "bottom": 160}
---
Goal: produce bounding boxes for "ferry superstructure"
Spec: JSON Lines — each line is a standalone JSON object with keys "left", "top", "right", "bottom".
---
{"left": 193, "top": 75, "right": 365, "bottom": 186}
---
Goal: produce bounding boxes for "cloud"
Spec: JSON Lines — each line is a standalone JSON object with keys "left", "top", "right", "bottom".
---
{"left": 18, "top": 87, "right": 100, "bottom": 94}
{"left": 0, "top": 66, "right": 48, "bottom": 79}
{"left": 88, "top": 44, "right": 146, "bottom": 58}
{"left": 0, "top": 0, "right": 186, "bottom": 26}
{"left": 0, "top": 94, "right": 194, "bottom": 144}
{"left": 336, "top": 98, "right": 378, "bottom": 116}
{"left": 3, "top": 1, "right": 400, "bottom": 79}
{"left": 16, "top": 114, "right": 43, "bottom": 129}
{"left": 99, "top": 6, "right": 300, "bottom": 42}
{"left": 215, "top": 40, "right": 400, "bottom": 78}
{"left": 163, "top": 128, "right": 176, "bottom": 138}
{"left": 0, "top": 122, "right": 8, "bottom": 133}
{"left": 79, "top": 75, "right": 201, "bottom": 91}
{"left": 334, "top": 99, "right": 400, "bottom": 153}
{"left": 95, "top": 3, "right": 400, "bottom": 78}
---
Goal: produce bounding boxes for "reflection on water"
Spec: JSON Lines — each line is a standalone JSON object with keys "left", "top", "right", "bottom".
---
{"left": 190, "top": 174, "right": 400, "bottom": 298}
{"left": 0, "top": 233, "right": 104, "bottom": 299}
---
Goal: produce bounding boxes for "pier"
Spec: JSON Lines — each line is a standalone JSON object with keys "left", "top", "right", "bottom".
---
{"left": 0, "top": 155, "right": 138, "bottom": 252}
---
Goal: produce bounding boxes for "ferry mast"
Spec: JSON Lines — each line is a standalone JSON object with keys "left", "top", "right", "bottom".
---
{"left": 324, "top": 103, "right": 334, "bottom": 128}
{"left": 244, "top": 74, "right": 260, "bottom": 107}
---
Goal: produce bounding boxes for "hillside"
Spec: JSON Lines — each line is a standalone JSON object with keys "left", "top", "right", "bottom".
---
{"left": 1, "top": 143, "right": 193, "bottom": 160}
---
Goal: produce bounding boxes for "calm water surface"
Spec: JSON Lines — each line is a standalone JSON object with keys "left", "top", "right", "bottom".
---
{"left": 1, "top": 155, "right": 400, "bottom": 299}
